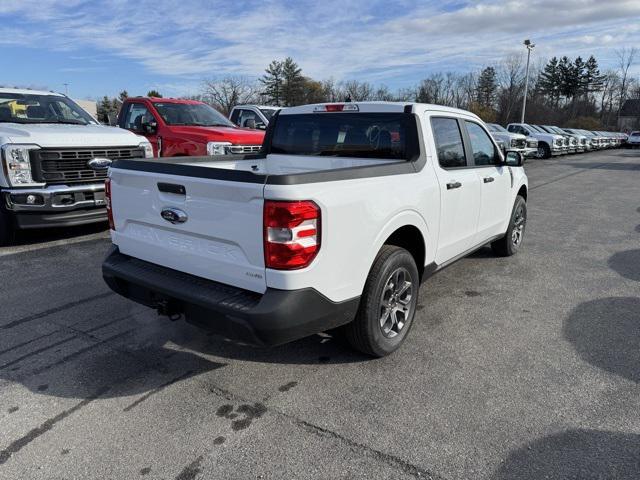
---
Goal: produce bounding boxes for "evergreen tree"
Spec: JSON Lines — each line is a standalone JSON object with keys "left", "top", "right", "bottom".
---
{"left": 281, "top": 57, "right": 304, "bottom": 106}
{"left": 558, "top": 56, "right": 578, "bottom": 101}
{"left": 260, "top": 60, "right": 284, "bottom": 106}
{"left": 538, "top": 57, "right": 561, "bottom": 107}
{"left": 476, "top": 66, "right": 497, "bottom": 108}
{"left": 147, "top": 90, "right": 162, "bottom": 98}
{"left": 118, "top": 90, "right": 129, "bottom": 101}
{"left": 584, "top": 56, "right": 604, "bottom": 95}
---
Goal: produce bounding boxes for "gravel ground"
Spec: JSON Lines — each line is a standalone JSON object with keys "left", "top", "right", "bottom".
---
{"left": 1, "top": 149, "right": 639, "bottom": 480}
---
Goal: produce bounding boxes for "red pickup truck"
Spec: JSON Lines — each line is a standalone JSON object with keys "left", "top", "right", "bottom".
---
{"left": 117, "top": 97, "right": 265, "bottom": 157}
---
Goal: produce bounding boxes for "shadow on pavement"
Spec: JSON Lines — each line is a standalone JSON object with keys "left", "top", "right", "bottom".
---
{"left": 608, "top": 249, "right": 640, "bottom": 282}
{"left": 1, "top": 323, "right": 226, "bottom": 400}
{"left": 196, "top": 329, "right": 369, "bottom": 366}
{"left": 563, "top": 297, "right": 640, "bottom": 383}
{"left": 492, "top": 429, "right": 640, "bottom": 479}
{"left": 565, "top": 161, "right": 640, "bottom": 171}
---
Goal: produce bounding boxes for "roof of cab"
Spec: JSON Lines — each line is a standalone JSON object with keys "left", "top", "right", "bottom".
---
{"left": 0, "top": 87, "right": 63, "bottom": 96}
{"left": 280, "top": 101, "right": 481, "bottom": 119}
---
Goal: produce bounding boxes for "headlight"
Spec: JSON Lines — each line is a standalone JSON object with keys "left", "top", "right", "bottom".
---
{"left": 1, "top": 144, "right": 43, "bottom": 187}
{"left": 554, "top": 138, "right": 563, "bottom": 146}
{"left": 207, "top": 141, "right": 232, "bottom": 156}
{"left": 139, "top": 142, "right": 153, "bottom": 158}
{"left": 510, "top": 139, "right": 518, "bottom": 147}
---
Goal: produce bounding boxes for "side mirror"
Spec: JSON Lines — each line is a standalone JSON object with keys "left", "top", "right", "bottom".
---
{"left": 142, "top": 120, "right": 157, "bottom": 134}
{"left": 256, "top": 122, "right": 267, "bottom": 130}
{"left": 243, "top": 118, "right": 256, "bottom": 129}
{"left": 505, "top": 151, "right": 524, "bottom": 167}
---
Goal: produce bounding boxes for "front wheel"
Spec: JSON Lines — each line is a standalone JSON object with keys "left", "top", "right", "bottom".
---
{"left": 537, "top": 143, "right": 551, "bottom": 159}
{"left": 345, "top": 245, "right": 419, "bottom": 357}
{"left": 491, "top": 196, "right": 527, "bottom": 257}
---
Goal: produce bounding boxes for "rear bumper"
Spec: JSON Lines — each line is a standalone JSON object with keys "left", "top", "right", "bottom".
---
{"left": 102, "top": 247, "right": 359, "bottom": 346}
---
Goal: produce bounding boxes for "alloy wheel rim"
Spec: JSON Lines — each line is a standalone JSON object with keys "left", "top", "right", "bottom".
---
{"left": 512, "top": 206, "right": 526, "bottom": 246}
{"left": 379, "top": 267, "right": 413, "bottom": 338}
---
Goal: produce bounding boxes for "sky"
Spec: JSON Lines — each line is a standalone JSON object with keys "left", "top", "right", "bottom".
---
{"left": 1, "top": 0, "right": 639, "bottom": 100}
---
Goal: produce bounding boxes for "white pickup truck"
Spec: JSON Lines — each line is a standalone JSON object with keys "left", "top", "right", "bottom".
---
{"left": 103, "top": 102, "right": 528, "bottom": 356}
{"left": 0, "top": 88, "right": 152, "bottom": 244}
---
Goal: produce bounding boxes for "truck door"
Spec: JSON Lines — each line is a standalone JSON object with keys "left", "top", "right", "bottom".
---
{"left": 430, "top": 117, "right": 482, "bottom": 264}
{"left": 120, "top": 102, "right": 161, "bottom": 156}
{"left": 463, "top": 121, "right": 511, "bottom": 242}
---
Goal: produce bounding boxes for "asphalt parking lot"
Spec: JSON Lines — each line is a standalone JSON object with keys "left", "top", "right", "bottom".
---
{"left": 1, "top": 149, "right": 639, "bottom": 480}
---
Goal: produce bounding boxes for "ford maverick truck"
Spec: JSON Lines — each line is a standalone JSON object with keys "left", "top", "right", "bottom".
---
{"left": 103, "top": 102, "right": 528, "bottom": 357}
{"left": 0, "top": 88, "right": 152, "bottom": 245}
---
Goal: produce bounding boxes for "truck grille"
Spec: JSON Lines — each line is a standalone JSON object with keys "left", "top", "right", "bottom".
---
{"left": 32, "top": 147, "right": 145, "bottom": 184}
{"left": 228, "top": 145, "right": 262, "bottom": 154}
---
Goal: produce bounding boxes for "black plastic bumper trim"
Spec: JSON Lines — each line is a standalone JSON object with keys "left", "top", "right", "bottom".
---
{"left": 102, "top": 247, "right": 360, "bottom": 346}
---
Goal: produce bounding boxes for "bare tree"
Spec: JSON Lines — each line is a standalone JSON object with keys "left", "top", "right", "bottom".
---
{"left": 342, "top": 80, "right": 375, "bottom": 101}
{"left": 615, "top": 47, "right": 638, "bottom": 115}
{"left": 201, "top": 76, "right": 258, "bottom": 114}
{"left": 496, "top": 54, "right": 525, "bottom": 123}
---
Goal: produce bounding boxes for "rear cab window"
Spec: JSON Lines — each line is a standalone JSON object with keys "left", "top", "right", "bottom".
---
{"left": 269, "top": 112, "right": 419, "bottom": 161}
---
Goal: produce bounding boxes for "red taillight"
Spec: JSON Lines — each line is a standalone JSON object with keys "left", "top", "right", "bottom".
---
{"left": 105, "top": 177, "right": 115, "bottom": 231}
{"left": 264, "top": 200, "right": 320, "bottom": 270}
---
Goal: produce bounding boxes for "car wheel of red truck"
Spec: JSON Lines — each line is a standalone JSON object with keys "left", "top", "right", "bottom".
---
{"left": 345, "top": 245, "right": 419, "bottom": 357}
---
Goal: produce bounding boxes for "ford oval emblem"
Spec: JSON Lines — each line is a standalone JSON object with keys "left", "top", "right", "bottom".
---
{"left": 87, "top": 158, "right": 112, "bottom": 170}
{"left": 161, "top": 207, "right": 188, "bottom": 224}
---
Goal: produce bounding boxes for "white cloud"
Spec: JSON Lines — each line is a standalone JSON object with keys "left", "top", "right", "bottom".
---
{"left": 2, "top": 0, "right": 639, "bottom": 86}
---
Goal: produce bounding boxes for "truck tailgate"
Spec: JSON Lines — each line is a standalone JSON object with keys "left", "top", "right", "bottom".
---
{"left": 109, "top": 167, "right": 266, "bottom": 293}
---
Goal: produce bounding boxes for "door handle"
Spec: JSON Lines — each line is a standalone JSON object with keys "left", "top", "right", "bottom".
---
{"left": 483, "top": 177, "right": 495, "bottom": 183}
{"left": 446, "top": 181, "right": 462, "bottom": 190}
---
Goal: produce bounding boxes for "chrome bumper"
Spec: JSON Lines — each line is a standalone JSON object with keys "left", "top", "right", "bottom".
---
{"left": 2, "top": 183, "right": 106, "bottom": 213}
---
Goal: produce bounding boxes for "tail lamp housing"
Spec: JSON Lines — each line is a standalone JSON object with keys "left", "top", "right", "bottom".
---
{"left": 264, "top": 200, "right": 320, "bottom": 270}
{"left": 105, "top": 177, "right": 115, "bottom": 230}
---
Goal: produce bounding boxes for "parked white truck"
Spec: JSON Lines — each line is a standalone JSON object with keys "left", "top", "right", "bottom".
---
{"left": 507, "top": 122, "right": 566, "bottom": 158}
{"left": 102, "top": 102, "right": 528, "bottom": 356}
{"left": 0, "top": 88, "right": 152, "bottom": 244}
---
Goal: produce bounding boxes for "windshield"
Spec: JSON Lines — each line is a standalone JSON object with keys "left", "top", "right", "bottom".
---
{"left": 0, "top": 93, "right": 95, "bottom": 125}
{"left": 529, "top": 125, "right": 546, "bottom": 133}
{"left": 270, "top": 113, "right": 419, "bottom": 160}
{"left": 487, "top": 123, "right": 508, "bottom": 133}
{"left": 153, "top": 102, "right": 235, "bottom": 127}
{"left": 260, "top": 108, "right": 279, "bottom": 121}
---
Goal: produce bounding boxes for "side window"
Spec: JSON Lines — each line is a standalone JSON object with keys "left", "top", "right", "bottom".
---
{"left": 238, "top": 109, "right": 259, "bottom": 128}
{"left": 230, "top": 109, "right": 240, "bottom": 125}
{"left": 465, "top": 121, "right": 500, "bottom": 166}
{"left": 431, "top": 117, "right": 467, "bottom": 168}
{"left": 122, "top": 103, "right": 154, "bottom": 132}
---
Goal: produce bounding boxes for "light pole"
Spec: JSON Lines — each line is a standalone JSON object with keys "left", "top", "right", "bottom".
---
{"left": 520, "top": 39, "right": 535, "bottom": 123}
{"left": 63, "top": 83, "right": 69, "bottom": 96}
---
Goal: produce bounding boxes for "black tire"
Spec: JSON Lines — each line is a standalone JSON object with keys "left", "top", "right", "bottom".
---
{"left": 537, "top": 143, "right": 551, "bottom": 159}
{"left": 491, "top": 196, "right": 527, "bottom": 257}
{"left": 345, "top": 245, "right": 419, "bottom": 357}
{"left": 0, "top": 208, "right": 15, "bottom": 247}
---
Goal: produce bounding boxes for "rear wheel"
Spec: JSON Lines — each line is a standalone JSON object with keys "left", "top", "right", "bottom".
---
{"left": 345, "top": 245, "right": 419, "bottom": 357}
{"left": 491, "top": 196, "right": 527, "bottom": 257}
